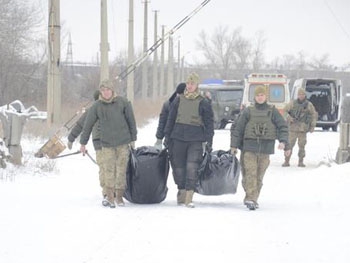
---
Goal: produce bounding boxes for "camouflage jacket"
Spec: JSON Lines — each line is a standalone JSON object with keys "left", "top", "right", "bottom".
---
{"left": 284, "top": 99, "right": 317, "bottom": 132}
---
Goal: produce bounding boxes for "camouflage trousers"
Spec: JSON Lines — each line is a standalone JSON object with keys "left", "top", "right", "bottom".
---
{"left": 95, "top": 150, "right": 105, "bottom": 195}
{"left": 240, "top": 151, "right": 270, "bottom": 203}
{"left": 99, "top": 145, "right": 130, "bottom": 194}
{"left": 289, "top": 131, "right": 307, "bottom": 158}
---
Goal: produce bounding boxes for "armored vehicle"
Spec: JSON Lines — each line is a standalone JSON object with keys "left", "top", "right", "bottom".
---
{"left": 199, "top": 80, "right": 244, "bottom": 129}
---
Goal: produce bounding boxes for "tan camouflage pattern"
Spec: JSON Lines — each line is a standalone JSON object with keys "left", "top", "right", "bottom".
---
{"left": 99, "top": 144, "right": 130, "bottom": 191}
{"left": 95, "top": 149, "right": 105, "bottom": 195}
{"left": 240, "top": 151, "right": 270, "bottom": 203}
{"left": 288, "top": 131, "right": 307, "bottom": 158}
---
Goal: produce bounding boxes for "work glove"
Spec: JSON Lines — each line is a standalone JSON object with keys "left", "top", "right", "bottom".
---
{"left": 163, "top": 137, "right": 169, "bottom": 149}
{"left": 231, "top": 147, "right": 238, "bottom": 155}
{"left": 154, "top": 139, "right": 163, "bottom": 151}
{"left": 67, "top": 141, "right": 73, "bottom": 150}
{"left": 130, "top": 141, "right": 135, "bottom": 149}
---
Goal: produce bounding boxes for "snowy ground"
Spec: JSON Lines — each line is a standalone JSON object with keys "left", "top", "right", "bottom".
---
{"left": 1, "top": 119, "right": 350, "bottom": 263}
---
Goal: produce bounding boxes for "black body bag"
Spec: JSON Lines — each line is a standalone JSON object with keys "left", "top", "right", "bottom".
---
{"left": 196, "top": 150, "right": 240, "bottom": 196}
{"left": 124, "top": 146, "right": 169, "bottom": 204}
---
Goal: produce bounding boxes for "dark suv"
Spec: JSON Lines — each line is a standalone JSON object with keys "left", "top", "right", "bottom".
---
{"left": 199, "top": 80, "right": 244, "bottom": 129}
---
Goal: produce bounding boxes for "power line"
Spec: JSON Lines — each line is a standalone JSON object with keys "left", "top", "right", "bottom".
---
{"left": 324, "top": 0, "right": 350, "bottom": 42}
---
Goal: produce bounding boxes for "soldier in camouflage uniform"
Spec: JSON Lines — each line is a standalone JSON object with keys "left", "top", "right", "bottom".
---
{"left": 230, "top": 85, "right": 291, "bottom": 210}
{"left": 80, "top": 80, "right": 137, "bottom": 208}
{"left": 282, "top": 88, "right": 317, "bottom": 167}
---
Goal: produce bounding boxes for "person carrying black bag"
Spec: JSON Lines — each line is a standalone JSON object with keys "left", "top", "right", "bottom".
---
{"left": 164, "top": 72, "right": 214, "bottom": 208}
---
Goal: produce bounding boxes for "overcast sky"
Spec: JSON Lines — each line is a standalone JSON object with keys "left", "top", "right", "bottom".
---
{"left": 38, "top": 0, "right": 350, "bottom": 66}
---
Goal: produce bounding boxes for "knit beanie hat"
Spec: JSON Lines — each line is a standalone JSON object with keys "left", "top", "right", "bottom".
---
{"left": 186, "top": 72, "right": 200, "bottom": 85}
{"left": 297, "top": 88, "right": 306, "bottom": 96}
{"left": 99, "top": 79, "right": 114, "bottom": 90}
{"left": 254, "top": 85, "right": 267, "bottom": 96}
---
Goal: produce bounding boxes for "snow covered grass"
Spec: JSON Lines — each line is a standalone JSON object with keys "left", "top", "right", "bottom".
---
{"left": 0, "top": 120, "right": 349, "bottom": 263}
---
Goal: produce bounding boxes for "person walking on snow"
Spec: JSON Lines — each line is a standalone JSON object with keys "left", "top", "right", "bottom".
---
{"left": 164, "top": 72, "right": 214, "bottom": 208}
{"left": 80, "top": 80, "right": 137, "bottom": 208}
{"left": 230, "top": 85, "right": 291, "bottom": 210}
{"left": 282, "top": 88, "right": 317, "bottom": 167}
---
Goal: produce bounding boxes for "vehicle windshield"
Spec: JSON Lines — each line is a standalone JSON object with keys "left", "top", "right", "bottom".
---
{"left": 217, "top": 90, "right": 243, "bottom": 102}
{"left": 248, "top": 84, "right": 285, "bottom": 102}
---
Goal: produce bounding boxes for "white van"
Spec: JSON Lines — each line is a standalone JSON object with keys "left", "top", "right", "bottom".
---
{"left": 291, "top": 78, "right": 342, "bottom": 131}
{"left": 241, "top": 73, "right": 290, "bottom": 115}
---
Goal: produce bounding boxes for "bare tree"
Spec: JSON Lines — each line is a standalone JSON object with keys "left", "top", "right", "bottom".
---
{"left": 196, "top": 25, "right": 252, "bottom": 79}
{"left": 309, "top": 54, "right": 334, "bottom": 71}
{"left": 251, "top": 31, "right": 266, "bottom": 71}
{"left": 0, "top": 0, "right": 45, "bottom": 105}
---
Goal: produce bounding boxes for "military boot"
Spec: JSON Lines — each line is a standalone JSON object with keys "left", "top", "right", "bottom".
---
{"left": 185, "top": 190, "right": 195, "bottom": 208}
{"left": 105, "top": 187, "right": 116, "bottom": 208}
{"left": 177, "top": 189, "right": 186, "bottom": 205}
{"left": 282, "top": 155, "right": 290, "bottom": 167}
{"left": 116, "top": 189, "right": 125, "bottom": 206}
{"left": 298, "top": 158, "right": 306, "bottom": 167}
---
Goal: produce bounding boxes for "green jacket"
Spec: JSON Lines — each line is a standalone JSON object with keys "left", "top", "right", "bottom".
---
{"left": 80, "top": 95, "right": 137, "bottom": 147}
{"left": 231, "top": 102, "right": 289, "bottom": 154}
{"left": 284, "top": 99, "right": 317, "bottom": 132}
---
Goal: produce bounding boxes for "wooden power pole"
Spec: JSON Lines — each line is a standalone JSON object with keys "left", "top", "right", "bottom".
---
{"left": 127, "top": 0, "right": 135, "bottom": 104}
{"left": 152, "top": 10, "right": 159, "bottom": 100}
{"left": 100, "top": 0, "right": 109, "bottom": 81}
{"left": 141, "top": 0, "right": 149, "bottom": 99}
{"left": 47, "top": 0, "right": 61, "bottom": 125}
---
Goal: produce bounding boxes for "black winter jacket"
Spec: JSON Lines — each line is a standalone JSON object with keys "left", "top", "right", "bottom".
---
{"left": 164, "top": 95, "right": 214, "bottom": 144}
{"left": 155, "top": 92, "right": 177, "bottom": 139}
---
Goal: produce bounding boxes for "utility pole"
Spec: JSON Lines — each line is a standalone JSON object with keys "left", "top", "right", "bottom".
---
{"left": 177, "top": 38, "right": 181, "bottom": 84}
{"left": 65, "top": 32, "right": 74, "bottom": 76}
{"left": 47, "top": 0, "right": 61, "bottom": 125}
{"left": 100, "top": 0, "right": 109, "bottom": 81}
{"left": 127, "top": 0, "right": 135, "bottom": 104}
{"left": 142, "top": 0, "right": 149, "bottom": 99}
{"left": 167, "top": 35, "right": 174, "bottom": 96}
{"left": 160, "top": 25, "right": 165, "bottom": 96}
{"left": 152, "top": 10, "right": 159, "bottom": 100}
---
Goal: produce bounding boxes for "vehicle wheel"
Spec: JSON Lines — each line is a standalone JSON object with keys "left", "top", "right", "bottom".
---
{"left": 331, "top": 124, "right": 338, "bottom": 132}
{"left": 322, "top": 127, "right": 329, "bottom": 131}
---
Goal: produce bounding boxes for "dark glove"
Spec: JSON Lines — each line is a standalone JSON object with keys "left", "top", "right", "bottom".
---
{"left": 163, "top": 137, "right": 169, "bottom": 149}
{"left": 205, "top": 142, "right": 212, "bottom": 153}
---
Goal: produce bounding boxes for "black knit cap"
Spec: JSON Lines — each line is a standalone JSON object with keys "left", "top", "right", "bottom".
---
{"left": 176, "top": 82, "right": 186, "bottom": 94}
